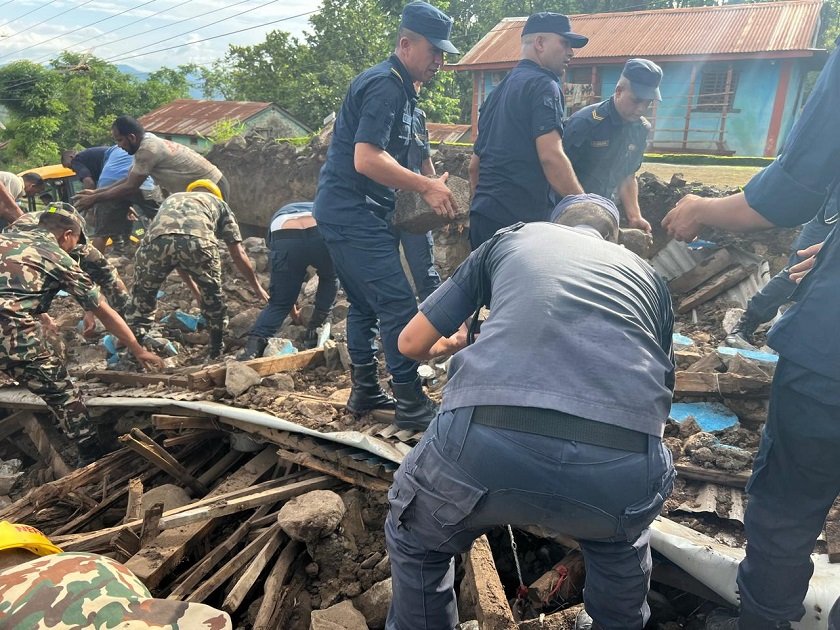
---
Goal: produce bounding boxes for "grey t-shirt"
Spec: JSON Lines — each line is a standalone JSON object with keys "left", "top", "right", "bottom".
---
{"left": 0, "top": 172, "right": 25, "bottom": 200}
{"left": 420, "top": 222, "right": 675, "bottom": 437}
{"left": 130, "top": 133, "right": 222, "bottom": 194}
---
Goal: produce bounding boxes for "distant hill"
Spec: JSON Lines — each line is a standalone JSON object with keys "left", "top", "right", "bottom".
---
{"left": 116, "top": 64, "right": 206, "bottom": 99}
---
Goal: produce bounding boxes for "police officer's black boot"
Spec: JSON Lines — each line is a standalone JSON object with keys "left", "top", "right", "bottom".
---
{"left": 390, "top": 375, "right": 437, "bottom": 431}
{"left": 208, "top": 329, "right": 225, "bottom": 359}
{"left": 238, "top": 335, "right": 267, "bottom": 360}
{"left": 725, "top": 310, "right": 761, "bottom": 350}
{"left": 705, "top": 608, "right": 792, "bottom": 630}
{"left": 346, "top": 362, "right": 395, "bottom": 416}
{"left": 302, "top": 308, "right": 331, "bottom": 349}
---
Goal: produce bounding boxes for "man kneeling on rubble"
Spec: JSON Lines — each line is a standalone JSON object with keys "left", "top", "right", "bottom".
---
{"left": 0, "top": 205, "right": 164, "bottom": 465}
{"left": 386, "top": 194, "right": 676, "bottom": 630}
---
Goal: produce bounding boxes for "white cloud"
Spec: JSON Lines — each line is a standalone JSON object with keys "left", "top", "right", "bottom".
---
{"left": 0, "top": 0, "right": 320, "bottom": 71}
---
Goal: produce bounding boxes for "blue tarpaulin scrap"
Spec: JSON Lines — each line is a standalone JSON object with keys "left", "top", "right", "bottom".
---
{"left": 670, "top": 402, "right": 739, "bottom": 432}
{"left": 673, "top": 333, "right": 694, "bottom": 347}
{"left": 716, "top": 346, "right": 778, "bottom": 364}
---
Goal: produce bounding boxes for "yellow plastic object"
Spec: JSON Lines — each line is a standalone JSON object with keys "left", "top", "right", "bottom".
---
{"left": 18, "top": 165, "right": 76, "bottom": 180}
{"left": 0, "top": 521, "right": 62, "bottom": 556}
{"left": 186, "top": 179, "right": 223, "bottom": 200}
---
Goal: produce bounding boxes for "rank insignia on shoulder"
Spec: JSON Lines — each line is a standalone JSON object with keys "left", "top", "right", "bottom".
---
{"left": 592, "top": 110, "right": 605, "bottom": 121}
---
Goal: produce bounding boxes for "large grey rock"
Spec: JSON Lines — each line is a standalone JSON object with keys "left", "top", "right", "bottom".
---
{"left": 225, "top": 361, "right": 262, "bottom": 397}
{"left": 278, "top": 489, "right": 347, "bottom": 543}
{"left": 393, "top": 175, "right": 470, "bottom": 234}
{"left": 227, "top": 307, "right": 263, "bottom": 339}
{"left": 618, "top": 228, "right": 653, "bottom": 259}
{"left": 310, "top": 600, "right": 369, "bottom": 630}
{"left": 354, "top": 578, "right": 392, "bottom": 630}
{"left": 141, "top": 483, "right": 191, "bottom": 513}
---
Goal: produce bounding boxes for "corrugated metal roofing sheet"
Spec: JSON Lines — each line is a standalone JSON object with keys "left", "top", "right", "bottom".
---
{"left": 138, "top": 99, "right": 273, "bottom": 137}
{"left": 453, "top": 0, "right": 822, "bottom": 68}
{"left": 427, "top": 122, "right": 471, "bottom": 143}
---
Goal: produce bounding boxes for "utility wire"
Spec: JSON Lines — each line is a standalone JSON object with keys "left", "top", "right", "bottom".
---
{"left": 0, "top": 0, "right": 162, "bottom": 62}
{"left": 0, "top": 0, "right": 61, "bottom": 29}
{"left": 105, "top": 8, "right": 318, "bottom": 64}
{"left": 2, "top": 0, "right": 99, "bottom": 43}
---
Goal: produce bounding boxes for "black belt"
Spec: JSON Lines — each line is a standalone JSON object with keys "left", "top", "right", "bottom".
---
{"left": 270, "top": 226, "right": 320, "bottom": 240}
{"left": 471, "top": 406, "right": 648, "bottom": 453}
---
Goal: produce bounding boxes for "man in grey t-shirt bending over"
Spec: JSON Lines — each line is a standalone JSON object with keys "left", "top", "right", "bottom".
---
{"left": 387, "top": 193, "right": 675, "bottom": 630}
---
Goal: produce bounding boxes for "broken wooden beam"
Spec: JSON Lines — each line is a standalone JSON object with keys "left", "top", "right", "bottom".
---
{"left": 674, "top": 371, "right": 771, "bottom": 398}
{"left": 125, "top": 477, "right": 144, "bottom": 523}
{"left": 152, "top": 414, "right": 216, "bottom": 431}
{"left": 222, "top": 526, "right": 286, "bottom": 614}
{"left": 79, "top": 370, "right": 189, "bottom": 388}
{"left": 675, "top": 462, "right": 751, "bottom": 489}
{"left": 668, "top": 247, "right": 735, "bottom": 294}
{"left": 252, "top": 540, "right": 301, "bottom": 628}
{"left": 464, "top": 535, "right": 518, "bottom": 630}
{"left": 0, "top": 409, "right": 26, "bottom": 442}
{"left": 18, "top": 412, "right": 72, "bottom": 479}
{"left": 276, "top": 448, "right": 391, "bottom": 492}
{"left": 677, "top": 265, "right": 754, "bottom": 314}
{"left": 140, "top": 503, "right": 164, "bottom": 547}
{"left": 119, "top": 428, "right": 209, "bottom": 496}
{"left": 187, "top": 348, "right": 325, "bottom": 390}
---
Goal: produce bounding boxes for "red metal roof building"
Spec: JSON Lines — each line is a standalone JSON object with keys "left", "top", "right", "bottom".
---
{"left": 139, "top": 100, "right": 311, "bottom": 152}
{"left": 450, "top": 0, "right": 825, "bottom": 155}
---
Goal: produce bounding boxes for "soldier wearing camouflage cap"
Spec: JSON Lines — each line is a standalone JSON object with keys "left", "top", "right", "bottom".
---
{"left": 126, "top": 182, "right": 269, "bottom": 358}
{"left": 0, "top": 520, "right": 232, "bottom": 628}
{"left": 0, "top": 204, "right": 164, "bottom": 464}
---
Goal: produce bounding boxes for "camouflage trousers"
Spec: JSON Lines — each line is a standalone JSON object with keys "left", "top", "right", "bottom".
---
{"left": 127, "top": 234, "right": 226, "bottom": 338}
{"left": 0, "top": 320, "right": 91, "bottom": 440}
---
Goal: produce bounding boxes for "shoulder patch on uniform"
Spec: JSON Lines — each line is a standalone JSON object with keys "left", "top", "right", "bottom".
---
{"left": 592, "top": 109, "right": 605, "bottom": 121}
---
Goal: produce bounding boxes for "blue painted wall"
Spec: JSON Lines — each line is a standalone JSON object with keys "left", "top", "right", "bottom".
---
{"left": 477, "top": 57, "right": 810, "bottom": 156}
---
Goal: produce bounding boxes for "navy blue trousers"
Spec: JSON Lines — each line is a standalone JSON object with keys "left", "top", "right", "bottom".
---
{"left": 396, "top": 229, "right": 441, "bottom": 302}
{"left": 747, "top": 217, "right": 833, "bottom": 324}
{"left": 385, "top": 407, "right": 674, "bottom": 630}
{"left": 737, "top": 358, "right": 840, "bottom": 623}
{"left": 249, "top": 229, "right": 338, "bottom": 339}
{"left": 468, "top": 213, "right": 510, "bottom": 250}
{"left": 317, "top": 217, "right": 419, "bottom": 381}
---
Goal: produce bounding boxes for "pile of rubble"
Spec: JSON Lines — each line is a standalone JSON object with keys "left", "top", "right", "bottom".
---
{"left": 3, "top": 157, "right": 837, "bottom": 628}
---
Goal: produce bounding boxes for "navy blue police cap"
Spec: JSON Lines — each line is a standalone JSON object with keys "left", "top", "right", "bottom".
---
{"left": 400, "top": 1, "right": 459, "bottom": 54}
{"left": 621, "top": 58, "right": 663, "bottom": 101}
{"left": 522, "top": 12, "right": 588, "bottom": 48}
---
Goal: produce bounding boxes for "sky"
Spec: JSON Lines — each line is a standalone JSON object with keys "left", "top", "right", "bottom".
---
{"left": 0, "top": 0, "right": 322, "bottom": 72}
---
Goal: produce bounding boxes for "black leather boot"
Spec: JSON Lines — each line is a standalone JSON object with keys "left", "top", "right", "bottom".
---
{"left": 75, "top": 434, "right": 105, "bottom": 467}
{"left": 238, "top": 335, "right": 268, "bottom": 360}
{"left": 208, "top": 329, "right": 225, "bottom": 359}
{"left": 302, "top": 308, "right": 331, "bottom": 349}
{"left": 725, "top": 310, "right": 761, "bottom": 350}
{"left": 390, "top": 376, "right": 437, "bottom": 431}
{"left": 346, "top": 362, "right": 395, "bottom": 415}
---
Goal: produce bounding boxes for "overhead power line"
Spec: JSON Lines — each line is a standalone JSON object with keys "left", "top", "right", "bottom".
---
{"left": 0, "top": 0, "right": 61, "bottom": 30}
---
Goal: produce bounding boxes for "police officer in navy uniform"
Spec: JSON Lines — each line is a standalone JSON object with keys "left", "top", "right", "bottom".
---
{"left": 392, "top": 99, "right": 443, "bottom": 301}
{"left": 468, "top": 12, "right": 587, "bottom": 249}
{"left": 313, "top": 1, "right": 458, "bottom": 430}
{"left": 662, "top": 37, "right": 840, "bottom": 630}
{"left": 564, "top": 59, "right": 662, "bottom": 233}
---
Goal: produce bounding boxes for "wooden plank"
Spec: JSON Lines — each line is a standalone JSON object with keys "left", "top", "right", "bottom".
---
{"left": 677, "top": 265, "right": 753, "bottom": 314}
{"left": 125, "top": 478, "right": 144, "bottom": 523}
{"left": 252, "top": 540, "right": 301, "bottom": 629}
{"left": 222, "top": 526, "right": 285, "bottom": 613}
{"left": 18, "top": 412, "right": 72, "bottom": 479}
{"left": 465, "top": 535, "right": 517, "bottom": 630}
{"left": 668, "top": 248, "right": 735, "bottom": 294}
{"left": 674, "top": 371, "right": 771, "bottom": 398}
{"left": 187, "top": 348, "right": 325, "bottom": 390}
{"left": 140, "top": 503, "right": 164, "bottom": 547}
{"left": 276, "top": 448, "right": 390, "bottom": 492}
{"left": 675, "top": 462, "right": 751, "bottom": 489}
{"left": 269, "top": 432, "right": 394, "bottom": 482}
{"left": 0, "top": 410, "right": 26, "bottom": 442}
{"left": 119, "top": 429, "right": 209, "bottom": 496}
{"left": 152, "top": 414, "right": 215, "bottom": 431}
{"left": 80, "top": 370, "right": 189, "bottom": 388}
{"left": 187, "top": 523, "right": 281, "bottom": 603}
{"left": 167, "top": 504, "right": 275, "bottom": 600}
{"left": 122, "top": 446, "right": 277, "bottom": 589}
{"left": 163, "top": 431, "right": 222, "bottom": 449}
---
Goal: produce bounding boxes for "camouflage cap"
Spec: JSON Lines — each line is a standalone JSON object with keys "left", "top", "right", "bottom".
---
{"left": 44, "top": 202, "right": 88, "bottom": 244}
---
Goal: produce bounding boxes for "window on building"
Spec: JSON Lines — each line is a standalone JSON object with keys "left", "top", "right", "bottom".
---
{"left": 696, "top": 67, "right": 739, "bottom": 112}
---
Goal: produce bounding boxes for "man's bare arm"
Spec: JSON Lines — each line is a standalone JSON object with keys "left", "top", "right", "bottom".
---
{"left": 535, "top": 131, "right": 584, "bottom": 198}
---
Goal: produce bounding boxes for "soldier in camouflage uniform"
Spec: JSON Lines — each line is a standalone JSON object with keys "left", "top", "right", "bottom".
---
{"left": 126, "top": 182, "right": 269, "bottom": 358}
{"left": 0, "top": 206, "right": 164, "bottom": 463}
{"left": 0, "top": 521, "right": 232, "bottom": 629}
{"left": 6, "top": 210, "right": 130, "bottom": 314}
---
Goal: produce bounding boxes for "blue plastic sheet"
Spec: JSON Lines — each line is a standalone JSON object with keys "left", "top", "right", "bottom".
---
{"left": 673, "top": 332, "right": 695, "bottom": 347}
{"left": 670, "top": 402, "right": 739, "bottom": 432}
{"left": 716, "top": 346, "right": 778, "bottom": 364}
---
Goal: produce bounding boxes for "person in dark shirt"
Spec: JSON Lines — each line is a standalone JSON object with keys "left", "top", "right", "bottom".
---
{"left": 468, "top": 12, "right": 587, "bottom": 249}
{"left": 662, "top": 38, "right": 840, "bottom": 630}
{"left": 564, "top": 59, "right": 662, "bottom": 233}
{"left": 62, "top": 147, "right": 110, "bottom": 189}
{"left": 313, "top": 1, "right": 458, "bottom": 430}
{"left": 388, "top": 194, "right": 674, "bottom": 629}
